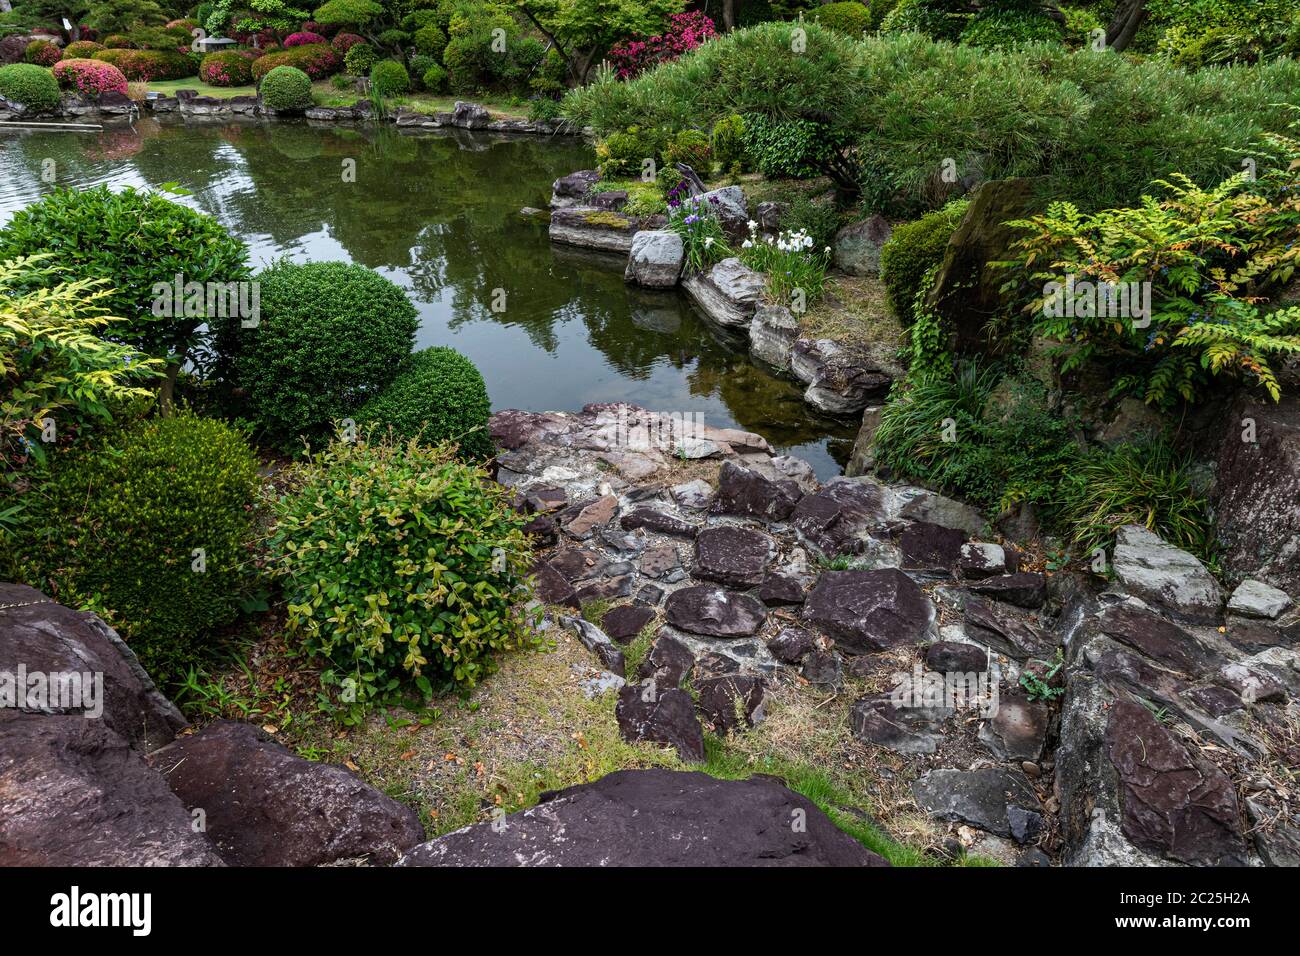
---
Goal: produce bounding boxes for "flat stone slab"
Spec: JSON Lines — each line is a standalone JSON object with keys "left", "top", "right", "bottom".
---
{"left": 792, "top": 478, "right": 890, "bottom": 557}
{"left": 978, "top": 693, "right": 1049, "bottom": 762}
{"left": 665, "top": 586, "right": 767, "bottom": 638}
{"left": 912, "top": 768, "right": 1043, "bottom": 844}
{"left": 803, "top": 569, "right": 937, "bottom": 654}
{"left": 712, "top": 460, "right": 802, "bottom": 521}
{"left": 1112, "top": 524, "right": 1224, "bottom": 622}
{"left": 851, "top": 694, "right": 953, "bottom": 755}
{"left": 1227, "top": 579, "right": 1292, "bottom": 620}
{"left": 614, "top": 686, "right": 705, "bottom": 762}
{"left": 396, "top": 769, "right": 889, "bottom": 866}
{"left": 693, "top": 526, "right": 774, "bottom": 588}
{"left": 602, "top": 604, "right": 656, "bottom": 644}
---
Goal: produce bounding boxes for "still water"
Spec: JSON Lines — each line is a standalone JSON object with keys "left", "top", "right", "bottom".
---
{"left": 0, "top": 118, "right": 856, "bottom": 476}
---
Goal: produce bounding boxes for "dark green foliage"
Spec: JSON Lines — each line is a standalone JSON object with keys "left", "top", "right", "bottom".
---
{"left": 217, "top": 260, "right": 418, "bottom": 444}
{"left": 0, "top": 63, "right": 60, "bottom": 111}
{"left": 422, "top": 61, "right": 447, "bottom": 91}
{"left": 710, "top": 113, "right": 745, "bottom": 170}
{"left": 369, "top": 58, "right": 410, "bottom": 96}
{"left": 960, "top": 7, "right": 1064, "bottom": 48}
{"left": 259, "top": 65, "right": 314, "bottom": 110}
{"left": 810, "top": 1, "right": 872, "bottom": 36}
{"left": 344, "top": 42, "right": 376, "bottom": 74}
{"left": 664, "top": 128, "right": 710, "bottom": 169}
{"left": 268, "top": 436, "right": 541, "bottom": 717}
{"left": 356, "top": 346, "right": 493, "bottom": 458}
{"left": 742, "top": 114, "right": 849, "bottom": 180}
{"left": 0, "top": 185, "right": 250, "bottom": 365}
{"left": 10, "top": 412, "right": 260, "bottom": 680}
{"left": 879, "top": 199, "right": 967, "bottom": 325}
{"left": 595, "top": 126, "right": 664, "bottom": 178}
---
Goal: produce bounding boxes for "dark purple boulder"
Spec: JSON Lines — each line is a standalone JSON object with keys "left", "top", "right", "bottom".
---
{"left": 693, "top": 526, "right": 774, "bottom": 588}
{"left": 614, "top": 686, "right": 705, "bottom": 762}
{"left": 712, "top": 460, "right": 802, "bottom": 521}
{"left": 664, "top": 586, "right": 767, "bottom": 638}
{"left": 803, "top": 569, "right": 936, "bottom": 654}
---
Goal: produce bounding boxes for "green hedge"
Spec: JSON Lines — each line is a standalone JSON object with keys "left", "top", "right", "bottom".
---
{"left": 879, "top": 199, "right": 968, "bottom": 325}
{"left": 11, "top": 412, "right": 260, "bottom": 680}
{"left": 356, "top": 347, "right": 493, "bottom": 458}
{"left": 0, "top": 63, "right": 60, "bottom": 111}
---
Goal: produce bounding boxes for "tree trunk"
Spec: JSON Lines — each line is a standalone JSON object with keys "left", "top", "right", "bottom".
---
{"left": 0, "top": 1, "right": 13, "bottom": 14}
{"left": 1106, "top": 0, "right": 1147, "bottom": 52}
{"left": 722, "top": 0, "right": 736, "bottom": 32}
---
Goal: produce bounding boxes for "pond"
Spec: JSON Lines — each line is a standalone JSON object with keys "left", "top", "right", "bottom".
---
{"left": 0, "top": 118, "right": 858, "bottom": 476}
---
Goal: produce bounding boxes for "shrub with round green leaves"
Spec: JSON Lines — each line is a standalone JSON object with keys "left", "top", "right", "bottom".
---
{"left": 879, "top": 199, "right": 968, "bottom": 325}
{"left": 356, "top": 347, "right": 493, "bottom": 458}
{"left": 216, "top": 260, "right": 417, "bottom": 444}
{"left": 741, "top": 114, "right": 849, "bottom": 180}
{"left": 259, "top": 64, "right": 313, "bottom": 110}
{"left": 810, "top": 1, "right": 872, "bottom": 36}
{"left": 11, "top": 411, "right": 260, "bottom": 680}
{"left": 268, "top": 436, "right": 541, "bottom": 714}
{"left": 343, "top": 42, "right": 376, "bottom": 75}
{"left": 0, "top": 63, "right": 61, "bottom": 112}
{"left": 369, "top": 58, "right": 409, "bottom": 97}
{"left": 960, "top": 8, "right": 1064, "bottom": 48}
{"left": 0, "top": 185, "right": 250, "bottom": 367}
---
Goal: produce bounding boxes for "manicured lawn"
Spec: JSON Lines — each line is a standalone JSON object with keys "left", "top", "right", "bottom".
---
{"left": 144, "top": 78, "right": 530, "bottom": 119}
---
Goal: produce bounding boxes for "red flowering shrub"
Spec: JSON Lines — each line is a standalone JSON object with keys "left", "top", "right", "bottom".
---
{"left": 52, "top": 58, "right": 129, "bottom": 96}
{"left": 200, "top": 51, "right": 254, "bottom": 86}
{"left": 606, "top": 12, "right": 716, "bottom": 80}
{"left": 331, "top": 32, "right": 365, "bottom": 54}
{"left": 251, "top": 43, "right": 339, "bottom": 81}
{"left": 25, "top": 40, "right": 63, "bottom": 67}
{"left": 167, "top": 19, "right": 198, "bottom": 32}
{"left": 64, "top": 41, "right": 106, "bottom": 59}
{"left": 284, "top": 31, "right": 327, "bottom": 47}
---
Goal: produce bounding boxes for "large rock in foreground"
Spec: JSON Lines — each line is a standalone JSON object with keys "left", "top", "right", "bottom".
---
{"left": 0, "top": 716, "right": 225, "bottom": 866}
{"left": 682, "top": 257, "right": 766, "bottom": 329}
{"left": 396, "top": 769, "right": 889, "bottom": 866}
{"left": 147, "top": 720, "right": 425, "bottom": 866}
{"left": 0, "top": 583, "right": 187, "bottom": 752}
{"left": 1111, "top": 525, "right": 1223, "bottom": 622}
{"left": 624, "top": 229, "right": 684, "bottom": 288}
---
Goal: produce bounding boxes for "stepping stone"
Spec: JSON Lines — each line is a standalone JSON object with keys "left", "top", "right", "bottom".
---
{"left": 602, "top": 604, "right": 656, "bottom": 644}
{"left": 562, "top": 494, "right": 619, "bottom": 540}
{"left": 671, "top": 479, "right": 714, "bottom": 511}
{"left": 758, "top": 572, "right": 806, "bottom": 607}
{"left": 531, "top": 559, "right": 579, "bottom": 608}
{"left": 665, "top": 586, "right": 767, "bottom": 638}
{"left": 792, "top": 478, "right": 889, "bottom": 557}
{"left": 637, "top": 632, "right": 695, "bottom": 688}
{"left": 978, "top": 692, "right": 1049, "bottom": 762}
{"left": 620, "top": 507, "right": 698, "bottom": 538}
{"left": 850, "top": 694, "right": 954, "bottom": 755}
{"left": 711, "top": 460, "right": 801, "bottom": 521}
{"left": 967, "top": 572, "right": 1047, "bottom": 609}
{"left": 962, "top": 595, "right": 1049, "bottom": 661}
{"left": 615, "top": 686, "right": 705, "bottom": 762}
{"left": 693, "top": 526, "right": 774, "bottom": 588}
{"left": 639, "top": 543, "right": 681, "bottom": 578}
{"left": 1227, "top": 579, "right": 1292, "bottom": 620}
{"left": 695, "top": 675, "right": 765, "bottom": 735}
{"left": 912, "top": 768, "right": 1043, "bottom": 844}
{"left": 803, "top": 569, "right": 937, "bottom": 654}
{"left": 925, "top": 641, "right": 989, "bottom": 674}
{"left": 958, "top": 542, "right": 1006, "bottom": 579}
{"left": 767, "top": 626, "right": 817, "bottom": 664}
{"left": 801, "top": 649, "right": 843, "bottom": 688}
{"left": 899, "top": 521, "right": 965, "bottom": 573}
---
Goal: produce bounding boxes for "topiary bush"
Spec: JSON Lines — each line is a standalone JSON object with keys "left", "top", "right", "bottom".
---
{"left": 331, "top": 31, "right": 366, "bottom": 53}
{"left": 342, "top": 41, "right": 375, "bottom": 76}
{"left": 664, "top": 128, "right": 711, "bottom": 170}
{"left": 268, "top": 436, "right": 540, "bottom": 715}
{"left": 250, "top": 43, "right": 339, "bottom": 81}
{"left": 421, "top": 62, "right": 447, "bottom": 92}
{"left": 11, "top": 411, "right": 261, "bottom": 681}
{"left": 92, "top": 48, "right": 199, "bottom": 81}
{"left": 413, "top": 22, "right": 447, "bottom": 58}
{"left": 259, "top": 64, "right": 313, "bottom": 110}
{"left": 879, "top": 199, "right": 968, "bottom": 325}
{"left": 0, "top": 63, "right": 61, "bottom": 111}
{"left": 24, "top": 39, "right": 62, "bottom": 66}
{"left": 369, "top": 58, "right": 409, "bottom": 97}
{"left": 63, "top": 40, "right": 106, "bottom": 59}
{"left": 595, "top": 126, "right": 665, "bottom": 179}
{"left": 200, "top": 50, "right": 253, "bottom": 86}
{"left": 284, "top": 30, "right": 327, "bottom": 47}
{"left": 102, "top": 34, "right": 135, "bottom": 48}
{"left": 52, "top": 58, "right": 129, "bottom": 96}
{"left": 741, "top": 113, "right": 850, "bottom": 180}
{"left": 356, "top": 347, "right": 493, "bottom": 458}
{"left": 216, "top": 260, "right": 418, "bottom": 444}
{"left": 810, "top": 1, "right": 872, "bottom": 36}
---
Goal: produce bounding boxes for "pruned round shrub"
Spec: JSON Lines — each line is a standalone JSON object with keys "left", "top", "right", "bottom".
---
{"left": 92, "top": 48, "right": 199, "bottom": 81}
{"left": 52, "top": 58, "right": 128, "bottom": 96}
{"left": 741, "top": 113, "right": 849, "bottom": 180}
{"left": 343, "top": 42, "right": 375, "bottom": 76}
{"left": 0, "top": 185, "right": 250, "bottom": 362}
{"left": 809, "top": 1, "right": 872, "bottom": 37}
{"left": 356, "top": 347, "right": 492, "bottom": 458}
{"left": 63, "top": 40, "right": 106, "bottom": 59}
{"left": 24, "top": 40, "right": 62, "bottom": 66}
{"left": 268, "top": 436, "right": 538, "bottom": 711}
{"left": 369, "top": 58, "right": 408, "bottom": 97}
{"left": 166, "top": 18, "right": 199, "bottom": 32}
{"left": 11, "top": 411, "right": 261, "bottom": 680}
{"left": 422, "top": 62, "right": 447, "bottom": 93}
{"left": 250, "top": 43, "right": 339, "bottom": 81}
{"left": 595, "top": 126, "right": 665, "bottom": 178}
{"left": 413, "top": 22, "right": 446, "bottom": 58}
{"left": 0, "top": 63, "right": 61, "bottom": 112}
{"left": 664, "top": 128, "right": 711, "bottom": 170}
{"left": 331, "top": 31, "right": 365, "bottom": 53}
{"left": 200, "top": 50, "right": 253, "bottom": 86}
{"left": 217, "top": 260, "right": 418, "bottom": 443}
{"left": 284, "top": 30, "right": 327, "bottom": 47}
{"left": 259, "top": 64, "right": 313, "bottom": 110}
{"left": 103, "top": 34, "right": 136, "bottom": 49}
{"left": 879, "top": 199, "right": 968, "bottom": 325}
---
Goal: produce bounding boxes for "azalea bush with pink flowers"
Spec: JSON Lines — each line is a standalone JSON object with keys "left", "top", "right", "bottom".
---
{"left": 24, "top": 40, "right": 62, "bottom": 67}
{"left": 52, "top": 58, "right": 129, "bottom": 96}
{"left": 200, "top": 51, "right": 254, "bottom": 86}
{"left": 331, "top": 32, "right": 366, "bottom": 53}
{"left": 285, "top": 31, "right": 327, "bottom": 47}
{"left": 251, "top": 43, "right": 339, "bottom": 81}
{"left": 606, "top": 11, "right": 716, "bottom": 80}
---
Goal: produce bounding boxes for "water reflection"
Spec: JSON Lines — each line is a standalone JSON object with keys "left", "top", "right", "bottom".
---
{"left": 0, "top": 119, "right": 855, "bottom": 475}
